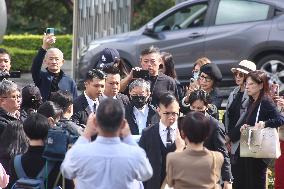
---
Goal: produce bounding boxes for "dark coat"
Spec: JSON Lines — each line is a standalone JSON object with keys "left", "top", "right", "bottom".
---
{"left": 72, "top": 93, "right": 130, "bottom": 125}
{"left": 71, "top": 93, "right": 91, "bottom": 125}
{"left": 139, "top": 123, "right": 176, "bottom": 189}
{"left": 149, "top": 73, "right": 179, "bottom": 107}
{"left": 31, "top": 48, "right": 78, "bottom": 101}
{"left": 0, "top": 107, "right": 18, "bottom": 136}
{"left": 125, "top": 104, "right": 159, "bottom": 135}
{"left": 204, "top": 115, "right": 233, "bottom": 182}
{"left": 9, "top": 146, "right": 74, "bottom": 189}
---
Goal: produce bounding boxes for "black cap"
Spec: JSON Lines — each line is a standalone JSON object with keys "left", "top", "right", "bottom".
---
{"left": 97, "top": 48, "right": 120, "bottom": 68}
{"left": 200, "top": 63, "right": 222, "bottom": 82}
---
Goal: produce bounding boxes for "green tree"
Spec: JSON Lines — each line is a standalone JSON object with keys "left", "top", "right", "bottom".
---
{"left": 6, "top": 0, "right": 73, "bottom": 34}
{"left": 132, "top": 0, "right": 175, "bottom": 30}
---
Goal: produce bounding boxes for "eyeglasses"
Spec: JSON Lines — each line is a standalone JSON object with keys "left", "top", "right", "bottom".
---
{"left": 234, "top": 71, "right": 245, "bottom": 78}
{"left": 199, "top": 75, "right": 212, "bottom": 82}
{"left": 163, "top": 112, "right": 179, "bottom": 116}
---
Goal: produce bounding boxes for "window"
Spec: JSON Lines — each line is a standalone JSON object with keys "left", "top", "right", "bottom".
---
{"left": 215, "top": 0, "right": 270, "bottom": 25}
{"left": 154, "top": 3, "right": 208, "bottom": 33}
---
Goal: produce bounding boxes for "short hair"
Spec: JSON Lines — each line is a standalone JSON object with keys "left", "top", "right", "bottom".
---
{"left": 181, "top": 111, "right": 211, "bottom": 143}
{"left": 84, "top": 69, "right": 107, "bottom": 82}
{"left": 50, "top": 90, "right": 73, "bottom": 113}
{"left": 188, "top": 89, "right": 210, "bottom": 106}
{"left": 129, "top": 78, "right": 151, "bottom": 93}
{"left": 23, "top": 113, "right": 50, "bottom": 140}
{"left": 193, "top": 57, "right": 211, "bottom": 69}
{"left": 102, "top": 65, "right": 120, "bottom": 75}
{"left": 0, "top": 79, "right": 19, "bottom": 97}
{"left": 158, "top": 92, "right": 178, "bottom": 108}
{"left": 0, "top": 48, "right": 10, "bottom": 58}
{"left": 140, "top": 46, "right": 161, "bottom": 62}
{"left": 96, "top": 98, "right": 125, "bottom": 133}
{"left": 37, "top": 101, "right": 62, "bottom": 120}
{"left": 45, "top": 48, "right": 64, "bottom": 60}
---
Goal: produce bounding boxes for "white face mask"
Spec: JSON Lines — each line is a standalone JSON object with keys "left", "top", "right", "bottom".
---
{"left": 193, "top": 71, "right": 200, "bottom": 80}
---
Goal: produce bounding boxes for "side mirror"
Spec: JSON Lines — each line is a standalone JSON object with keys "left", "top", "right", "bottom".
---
{"left": 145, "top": 22, "right": 154, "bottom": 33}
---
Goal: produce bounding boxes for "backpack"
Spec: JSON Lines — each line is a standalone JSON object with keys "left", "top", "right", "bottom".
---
{"left": 12, "top": 155, "right": 55, "bottom": 189}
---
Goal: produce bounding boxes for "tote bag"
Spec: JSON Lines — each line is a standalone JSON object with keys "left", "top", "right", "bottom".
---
{"left": 240, "top": 103, "right": 281, "bottom": 158}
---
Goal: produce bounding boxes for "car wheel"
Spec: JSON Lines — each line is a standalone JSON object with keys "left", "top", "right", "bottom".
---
{"left": 258, "top": 54, "right": 284, "bottom": 94}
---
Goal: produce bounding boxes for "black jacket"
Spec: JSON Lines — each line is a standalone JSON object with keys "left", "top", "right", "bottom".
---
{"left": 139, "top": 123, "right": 176, "bottom": 189}
{"left": 0, "top": 107, "right": 18, "bottom": 136}
{"left": 71, "top": 93, "right": 91, "bottom": 125}
{"left": 229, "top": 97, "right": 284, "bottom": 143}
{"left": 31, "top": 48, "right": 78, "bottom": 101}
{"left": 125, "top": 104, "right": 159, "bottom": 135}
{"left": 72, "top": 93, "right": 130, "bottom": 125}
{"left": 148, "top": 73, "right": 179, "bottom": 107}
{"left": 204, "top": 115, "right": 233, "bottom": 182}
{"left": 9, "top": 146, "right": 74, "bottom": 189}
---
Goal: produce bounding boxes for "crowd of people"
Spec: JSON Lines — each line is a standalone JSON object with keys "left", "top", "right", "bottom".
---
{"left": 0, "top": 33, "right": 283, "bottom": 189}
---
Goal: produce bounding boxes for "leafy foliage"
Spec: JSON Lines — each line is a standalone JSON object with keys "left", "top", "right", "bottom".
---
{"left": 132, "top": 0, "right": 175, "bottom": 30}
{"left": 0, "top": 35, "right": 72, "bottom": 72}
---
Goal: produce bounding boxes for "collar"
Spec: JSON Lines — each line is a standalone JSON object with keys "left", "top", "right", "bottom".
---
{"left": 96, "top": 136, "right": 121, "bottom": 144}
{"left": 102, "top": 93, "right": 117, "bottom": 99}
{"left": 159, "top": 120, "right": 177, "bottom": 132}
{"left": 84, "top": 91, "right": 98, "bottom": 107}
{"left": 46, "top": 68, "right": 64, "bottom": 77}
{"left": 133, "top": 105, "right": 149, "bottom": 116}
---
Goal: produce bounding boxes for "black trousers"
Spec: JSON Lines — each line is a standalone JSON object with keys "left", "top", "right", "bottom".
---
{"left": 232, "top": 155, "right": 268, "bottom": 189}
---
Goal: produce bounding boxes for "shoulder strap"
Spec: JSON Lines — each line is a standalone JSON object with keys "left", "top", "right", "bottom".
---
{"left": 14, "top": 155, "right": 28, "bottom": 178}
{"left": 37, "top": 161, "right": 56, "bottom": 179}
{"left": 255, "top": 103, "right": 262, "bottom": 124}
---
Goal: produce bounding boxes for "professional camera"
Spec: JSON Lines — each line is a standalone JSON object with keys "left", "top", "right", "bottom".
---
{"left": 0, "top": 70, "right": 21, "bottom": 81}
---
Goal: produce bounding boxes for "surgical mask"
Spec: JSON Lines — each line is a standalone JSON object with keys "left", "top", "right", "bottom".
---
{"left": 131, "top": 96, "right": 147, "bottom": 109}
{"left": 193, "top": 71, "right": 200, "bottom": 80}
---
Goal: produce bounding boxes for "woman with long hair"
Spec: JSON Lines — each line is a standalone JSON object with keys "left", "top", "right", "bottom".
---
{"left": 229, "top": 70, "right": 284, "bottom": 189}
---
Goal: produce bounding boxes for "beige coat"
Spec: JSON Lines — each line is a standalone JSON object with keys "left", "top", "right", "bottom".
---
{"left": 166, "top": 148, "right": 224, "bottom": 189}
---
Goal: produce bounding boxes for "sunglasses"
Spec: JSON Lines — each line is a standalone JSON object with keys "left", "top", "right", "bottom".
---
{"left": 233, "top": 71, "right": 245, "bottom": 78}
{"left": 199, "top": 75, "right": 212, "bottom": 82}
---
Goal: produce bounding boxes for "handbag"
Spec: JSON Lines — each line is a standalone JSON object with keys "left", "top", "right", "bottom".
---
{"left": 240, "top": 103, "right": 281, "bottom": 158}
{"left": 279, "top": 126, "right": 284, "bottom": 141}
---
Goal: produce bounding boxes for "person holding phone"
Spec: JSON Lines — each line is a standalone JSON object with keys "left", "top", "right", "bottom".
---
{"left": 121, "top": 46, "right": 178, "bottom": 107}
{"left": 31, "top": 31, "right": 77, "bottom": 101}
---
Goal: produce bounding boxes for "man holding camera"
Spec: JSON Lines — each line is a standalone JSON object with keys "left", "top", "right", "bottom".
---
{"left": 31, "top": 33, "right": 77, "bottom": 101}
{"left": 121, "top": 46, "right": 178, "bottom": 107}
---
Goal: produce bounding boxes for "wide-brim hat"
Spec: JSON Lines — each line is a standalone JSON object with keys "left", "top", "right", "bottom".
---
{"left": 200, "top": 63, "right": 222, "bottom": 82}
{"left": 231, "top": 60, "right": 256, "bottom": 74}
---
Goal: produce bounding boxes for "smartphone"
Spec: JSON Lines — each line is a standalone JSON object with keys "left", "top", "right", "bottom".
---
{"left": 9, "top": 71, "right": 21, "bottom": 78}
{"left": 133, "top": 70, "right": 149, "bottom": 80}
{"left": 46, "top": 28, "right": 55, "bottom": 35}
{"left": 271, "top": 83, "right": 279, "bottom": 96}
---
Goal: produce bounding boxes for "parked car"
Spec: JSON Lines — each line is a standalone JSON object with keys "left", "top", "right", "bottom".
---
{"left": 78, "top": 0, "right": 284, "bottom": 93}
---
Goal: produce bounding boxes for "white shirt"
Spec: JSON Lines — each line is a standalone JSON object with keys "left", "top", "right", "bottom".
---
{"left": 133, "top": 105, "right": 149, "bottom": 134}
{"left": 61, "top": 135, "right": 152, "bottom": 189}
{"left": 84, "top": 91, "right": 99, "bottom": 112}
{"left": 159, "top": 121, "right": 178, "bottom": 147}
{"left": 102, "top": 93, "right": 117, "bottom": 99}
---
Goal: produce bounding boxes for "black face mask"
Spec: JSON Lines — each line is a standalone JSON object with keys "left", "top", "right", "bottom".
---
{"left": 131, "top": 96, "right": 148, "bottom": 109}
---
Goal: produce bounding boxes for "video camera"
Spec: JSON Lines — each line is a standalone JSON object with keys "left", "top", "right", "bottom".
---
{"left": 0, "top": 70, "right": 21, "bottom": 81}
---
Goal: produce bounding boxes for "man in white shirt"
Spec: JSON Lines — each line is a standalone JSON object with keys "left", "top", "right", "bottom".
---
{"left": 61, "top": 99, "right": 153, "bottom": 189}
{"left": 72, "top": 69, "right": 106, "bottom": 125}
{"left": 125, "top": 78, "right": 159, "bottom": 135}
{"left": 139, "top": 92, "right": 179, "bottom": 189}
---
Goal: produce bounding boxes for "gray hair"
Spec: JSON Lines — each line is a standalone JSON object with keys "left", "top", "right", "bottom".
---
{"left": 44, "top": 48, "right": 64, "bottom": 60}
{"left": 129, "top": 78, "right": 151, "bottom": 93}
{"left": 0, "top": 79, "right": 19, "bottom": 96}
